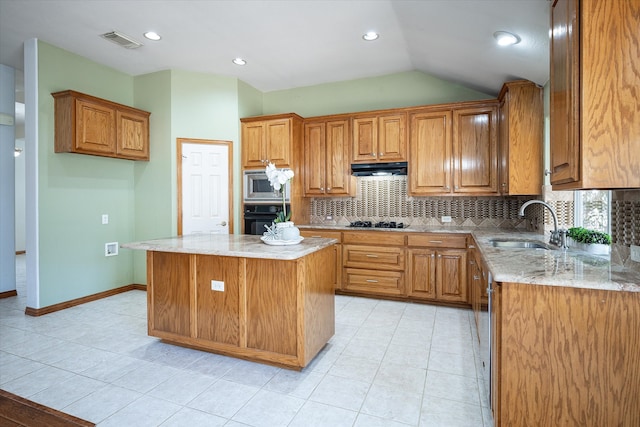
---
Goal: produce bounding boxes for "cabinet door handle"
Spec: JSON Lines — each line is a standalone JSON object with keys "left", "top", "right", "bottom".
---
{"left": 474, "top": 275, "right": 480, "bottom": 280}
{"left": 431, "top": 254, "right": 435, "bottom": 258}
{"left": 366, "top": 254, "right": 378, "bottom": 258}
{"left": 366, "top": 279, "right": 379, "bottom": 283}
{"left": 438, "top": 254, "right": 442, "bottom": 258}
{"left": 320, "top": 187, "right": 324, "bottom": 191}
{"left": 379, "top": 152, "right": 383, "bottom": 156}
{"left": 327, "top": 187, "right": 331, "bottom": 191}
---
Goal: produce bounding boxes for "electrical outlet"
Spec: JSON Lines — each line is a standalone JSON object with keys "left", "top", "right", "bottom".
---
{"left": 631, "top": 245, "right": 640, "bottom": 263}
{"left": 105, "top": 242, "right": 118, "bottom": 257}
{"left": 441, "top": 215, "right": 452, "bottom": 223}
{"left": 102, "top": 214, "right": 109, "bottom": 225}
{"left": 211, "top": 280, "right": 225, "bottom": 292}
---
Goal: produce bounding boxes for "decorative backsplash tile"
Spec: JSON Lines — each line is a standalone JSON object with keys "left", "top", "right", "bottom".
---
{"left": 309, "top": 176, "right": 541, "bottom": 229}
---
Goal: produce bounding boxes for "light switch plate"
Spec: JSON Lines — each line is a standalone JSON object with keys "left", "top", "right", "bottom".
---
{"left": 631, "top": 245, "right": 640, "bottom": 262}
{"left": 441, "top": 216, "right": 452, "bottom": 223}
{"left": 102, "top": 214, "right": 109, "bottom": 225}
{"left": 211, "top": 280, "right": 224, "bottom": 292}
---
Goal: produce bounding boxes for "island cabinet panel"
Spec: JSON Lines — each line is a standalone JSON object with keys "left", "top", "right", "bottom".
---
{"left": 299, "top": 229, "right": 342, "bottom": 289}
{"left": 246, "top": 258, "right": 298, "bottom": 356}
{"left": 195, "top": 255, "right": 241, "bottom": 346}
{"left": 148, "top": 252, "right": 191, "bottom": 337}
{"left": 146, "top": 245, "right": 335, "bottom": 370}
{"left": 493, "top": 282, "right": 640, "bottom": 426}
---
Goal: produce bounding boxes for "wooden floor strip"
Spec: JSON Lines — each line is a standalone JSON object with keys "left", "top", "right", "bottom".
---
{"left": 0, "top": 390, "right": 94, "bottom": 427}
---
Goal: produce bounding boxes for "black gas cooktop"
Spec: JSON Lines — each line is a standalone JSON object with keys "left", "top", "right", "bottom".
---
{"left": 349, "top": 221, "right": 406, "bottom": 229}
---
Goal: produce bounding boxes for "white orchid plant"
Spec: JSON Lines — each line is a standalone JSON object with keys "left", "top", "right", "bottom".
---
{"left": 265, "top": 162, "right": 294, "bottom": 222}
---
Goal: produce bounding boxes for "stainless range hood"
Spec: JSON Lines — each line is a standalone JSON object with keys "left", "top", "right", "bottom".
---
{"left": 351, "top": 162, "right": 408, "bottom": 176}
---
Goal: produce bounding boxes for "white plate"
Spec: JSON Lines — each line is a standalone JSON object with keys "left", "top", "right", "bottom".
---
{"left": 260, "top": 236, "right": 304, "bottom": 246}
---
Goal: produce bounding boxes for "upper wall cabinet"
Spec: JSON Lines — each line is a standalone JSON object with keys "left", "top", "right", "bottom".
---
{"left": 550, "top": 0, "right": 640, "bottom": 189}
{"left": 52, "top": 90, "right": 150, "bottom": 161}
{"left": 409, "top": 102, "right": 499, "bottom": 196}
{"left": 303, "top": 118, "right": 353, "bottom": 197}
{"left": 498, "top": 80, "right": 543, "bottom": 195}
{"left": 241, "top": 114, "right": 303, "bottom": 169}
{"left": 352, "top": 112, "right": 407, "bottom": 163}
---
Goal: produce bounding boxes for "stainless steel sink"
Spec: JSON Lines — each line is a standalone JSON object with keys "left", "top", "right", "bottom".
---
{"left": 490, "top": 240, "right": 552, "bottom": 250}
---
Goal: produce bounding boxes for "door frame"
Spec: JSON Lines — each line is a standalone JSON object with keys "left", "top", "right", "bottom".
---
{"left": 177, "top": 138, "right": 234, "bottom": 236}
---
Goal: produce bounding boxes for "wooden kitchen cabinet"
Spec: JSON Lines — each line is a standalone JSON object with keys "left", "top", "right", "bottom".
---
{"left": 341, "top": 231, "right": 406, "bottom": 297}
{"left": 52, "top": 90, "right": 150, "bottom": 161}
{"left": 491, "top": 281, "right": 640, "bottom": 426}
{"left": 408, "top": 102, "right": 498, "bottom": 196}
{"left": 498, "top": 80, "right": 543, "bottom": 195}
{"left": 406, "top": 233, "right": 468, "bottom": 304}
{"left": 303, "top": 119, "right": 353, "bottom": 196}
{"left": 352, "top": 112, "right": 407, "bottom": 163}
{"left": 299, "top": 229, "right": 343, "bottom": 289}
{"left": 241, "top": 113, "right": 303, "bottom": 169}
{"left": 408, "top": 109, "right": 452, "bottom": 195}
{"left": 550, "top": 0, "right": 640, "bottom": 189}
{"left": 452, "top": 104, "right": 499, "bottom": 195}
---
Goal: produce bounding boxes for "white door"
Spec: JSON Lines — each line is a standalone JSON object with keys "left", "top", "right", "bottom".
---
{"left": 181, "top": 142, "right": 231, "bottom": 235}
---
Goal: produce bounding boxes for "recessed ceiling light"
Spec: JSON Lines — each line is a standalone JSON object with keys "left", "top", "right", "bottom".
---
{"left": 143, "top": 31, "right": 161, "bottom": 41}
{"left": 362, "top": 31, "right": 379, "bottom": 41}
{"left": 493, "top": 31, "right": 521, "bottom": 46}
{"left": 232, "top": 58, "right": 247, "bottom": 66}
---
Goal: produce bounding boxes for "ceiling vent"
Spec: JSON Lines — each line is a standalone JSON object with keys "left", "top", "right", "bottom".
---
{"left": 100, "top": 31, "right": 143, "bottom": 49}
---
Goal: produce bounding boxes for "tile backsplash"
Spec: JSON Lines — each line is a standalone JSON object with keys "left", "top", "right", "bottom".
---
{"left": 309, "top": 176, "right": 540, "bottom": 229}
{"left": 611, "top": 189, "right": 640, "bottom": 271}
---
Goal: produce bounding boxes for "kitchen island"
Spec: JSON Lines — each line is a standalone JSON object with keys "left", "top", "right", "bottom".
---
{"left": 122, "top": 234, "right": 337, "bottom": 369}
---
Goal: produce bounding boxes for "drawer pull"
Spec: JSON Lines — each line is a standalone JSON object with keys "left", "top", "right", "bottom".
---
{"left": 429, "top": 240, "right": 443, "bottom": 243}
{"left": 366, "top": 254, "right": 379, "bottom": 258}
{"left": 311, "top": 235, "right": 322, "bottom": 238}
{"left": 366, "top": 279, "right": 379, "bottom": 283}
{"left": 468, "top": 245, "right": 476, "bottom": 249}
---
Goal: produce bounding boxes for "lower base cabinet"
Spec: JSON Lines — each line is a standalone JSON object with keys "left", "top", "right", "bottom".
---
{"left": 492, "top": 281, "right": 640, "bottom": 426}
{"left": 147, "top": 247, "right": 336, "bottom": 369}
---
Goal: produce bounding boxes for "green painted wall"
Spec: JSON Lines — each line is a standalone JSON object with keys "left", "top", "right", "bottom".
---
{"left": 37, "top": 41, "right": 136, "bottom": 306}
{"left": 132, "top": 71, "right": 173, "bottom": 283}
{"left": 262, "top": 70, "right": 492, "bottom": 117}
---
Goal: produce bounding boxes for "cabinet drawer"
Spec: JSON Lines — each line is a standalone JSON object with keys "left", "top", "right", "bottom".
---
{"left": 407, "top": 233, "right": 467, "bottom": 249}
{"left": 343, "top": 268, "right": 404, "bottom": 296}
{"left": 343, "top": 245, "right": 405, "bottom": 271}
{"left": 342, "top": 231, "right": 406, "bottom": 246}
{"left": 299, "top": 230, "right": 342, "bottom": 242}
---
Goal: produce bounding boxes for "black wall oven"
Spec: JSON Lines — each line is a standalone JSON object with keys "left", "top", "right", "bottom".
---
{"left": 243, "top": 204, "right": 290, "bottom": 235}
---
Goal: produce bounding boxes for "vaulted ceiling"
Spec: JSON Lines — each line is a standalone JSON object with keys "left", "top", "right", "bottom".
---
{"left": 0, "top": 0, "right": 550, "bottom": 95}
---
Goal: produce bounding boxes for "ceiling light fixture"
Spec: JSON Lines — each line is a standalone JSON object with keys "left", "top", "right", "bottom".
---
{"left": 143, "top": 31, "right": 161, "bottom": 41}
{"left": 493, "top": 31, "right": 521, "bottom": 46}
{"left": 362, "top": 31, "right": 379, "bottom": 41}
{"left": 232, "top": 58, "right": 247, "bottom": 66}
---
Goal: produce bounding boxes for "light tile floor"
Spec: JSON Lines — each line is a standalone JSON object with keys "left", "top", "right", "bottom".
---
{"left": 1, "top": 255, "right": 492, "bottom": 426}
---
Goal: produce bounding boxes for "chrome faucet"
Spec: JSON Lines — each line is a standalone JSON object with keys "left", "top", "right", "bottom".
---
{"left": 519, "top": 200, "right": 567, "bottom": 248}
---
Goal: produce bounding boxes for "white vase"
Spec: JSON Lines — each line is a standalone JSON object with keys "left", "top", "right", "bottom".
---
{"left": 276, "top": 222, "right": 300, "bottom": 240}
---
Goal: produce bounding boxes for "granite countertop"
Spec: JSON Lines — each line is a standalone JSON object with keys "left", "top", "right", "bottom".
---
{"left": 121, "top": 234, "right": 337, "bottom": 261}
{"left": 298, "top": 224, "right": 640, "bottom": 292}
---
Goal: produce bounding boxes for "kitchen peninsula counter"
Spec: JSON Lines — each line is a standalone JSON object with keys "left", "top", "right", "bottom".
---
{"left": 122, "top": 234, "right": 337, "bottom": 369}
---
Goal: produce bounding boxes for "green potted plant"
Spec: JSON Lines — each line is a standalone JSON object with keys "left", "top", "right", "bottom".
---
{"left": 566, "top": 227, "right": 611, "bottom": 255}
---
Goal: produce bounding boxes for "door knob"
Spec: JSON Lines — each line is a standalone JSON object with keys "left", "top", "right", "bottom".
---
{"left": 220, "top": 221, "right": 227, "bottom": 226}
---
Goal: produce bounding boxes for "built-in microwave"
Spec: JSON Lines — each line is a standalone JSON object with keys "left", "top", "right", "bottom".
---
{"left": 243, "top": 170, "right": 291, "bottom": 203}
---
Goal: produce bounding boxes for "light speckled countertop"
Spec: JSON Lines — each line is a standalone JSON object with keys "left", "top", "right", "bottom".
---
{"left": 298, "top": 224, "right": 640, "bottom": 292}
{"left": 121, "top": 234, "right": 337, "bottom": 261}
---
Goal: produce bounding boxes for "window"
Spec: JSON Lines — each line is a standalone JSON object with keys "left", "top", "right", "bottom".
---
{"left": 574, "top": 190, "right": 610, "bottom": 233}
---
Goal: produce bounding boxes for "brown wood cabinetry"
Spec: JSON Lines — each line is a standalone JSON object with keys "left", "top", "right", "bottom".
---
{"left": 352, "top": 113, "right": 407, "bottom": 163}
{"left": 452, "top": 105, "right": 499, "bottom": 195}
{"left": 408, "top": 102, "right": 498, "bottom": 196}
{"left": 303, "top": 119, "right": 353, "bottom": 196}
{"left": 491, "top": 281, "right": 640, "bottom": 426}
{"left": 299, "top": 229, "right": 343, "bottom": 289}
{"left": 498, "top": 80, "right": 543, "bottom": 195}
{"left": 406, "top": 234, "right": 468, "bottom": 304}
{"left": 241, "top": 114, "right": 302, "bottom": 169}
{"left": 146, "top": 246, "right": 335, "bottom": 369}
{"left": 550, "top": 0, "right": 640, "bottom": 189}
{"left": 52, "top": 90, "right": 150, "bottom": 161}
